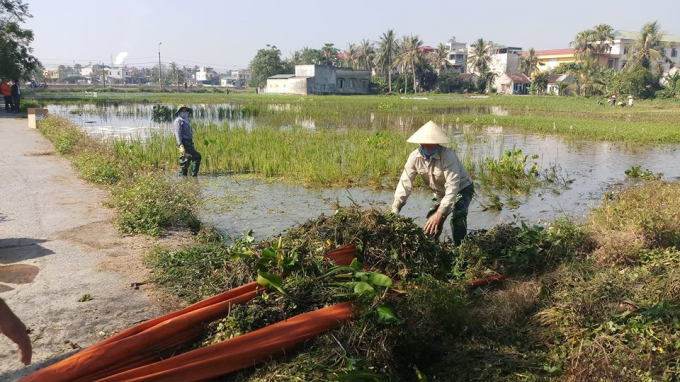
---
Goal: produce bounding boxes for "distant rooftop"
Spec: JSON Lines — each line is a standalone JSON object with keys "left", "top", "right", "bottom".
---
{"left": 268, "top": 74, "right": 296, "bottom": 79}
{"left": 534, "top": 48, "right": 574, "bottom": 56}
{"left": 614, "top": 30, "right": 680, "bottom": 43}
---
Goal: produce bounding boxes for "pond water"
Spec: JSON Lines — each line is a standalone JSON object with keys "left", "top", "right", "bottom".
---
{"left": 198, "top": 136, "right": 680, "bottom": 240}
{"left": 45, "top": 103, "right": 680, "bottom": 240}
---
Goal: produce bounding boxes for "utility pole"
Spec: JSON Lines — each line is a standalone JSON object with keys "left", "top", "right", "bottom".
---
{"left": 158, "top": 42, "right": 163, "bottom": 91}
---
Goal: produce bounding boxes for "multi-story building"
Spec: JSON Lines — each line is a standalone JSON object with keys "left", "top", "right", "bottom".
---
{"left": 607, "top": 30, "right": 680, "bottom": 73}
{"left": 445, "top": 37, "right": 467, "bottom": 72}
{"left": 196, "top": 67, "right": 217, "bottom": 82}
{"left": 535, "top": 48, "right": 577, "bottom": 72}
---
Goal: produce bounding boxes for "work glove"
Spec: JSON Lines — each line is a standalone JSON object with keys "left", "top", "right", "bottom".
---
{"left": 391, "top": 206, "right": 400, "bottom": 215}
{"left": 179, "top": 144, "right": 186, "bottom": 156}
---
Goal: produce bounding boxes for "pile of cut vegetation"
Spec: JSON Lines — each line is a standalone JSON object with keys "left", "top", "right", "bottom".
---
{"left": 148, "top": 182, "right": 680, "bottom": 381}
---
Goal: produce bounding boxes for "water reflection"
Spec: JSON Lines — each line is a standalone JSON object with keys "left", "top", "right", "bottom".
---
{"left": 44, "top": 102, "right": 680, "bottom": 239}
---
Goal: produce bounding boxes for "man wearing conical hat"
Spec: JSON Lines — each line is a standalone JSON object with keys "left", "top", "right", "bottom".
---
{"left": 392, "top": 121, "right": 474, "bottom": 244}
{"left": 173, "top": 105, "right": 201, "bottom": 177}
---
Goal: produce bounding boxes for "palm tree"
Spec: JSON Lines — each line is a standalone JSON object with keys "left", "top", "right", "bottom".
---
{"left": 346, "top": 43, "right": 358, "bottom": 69}
{"left": 467, "top": 38, "right": 492, "bottom": 75}
{"left": 570, "top": 29, "right": 596, "bottom": 61}
{"left": 434, "top": 43, "right": 451, "bottom": 74}
{"left": 322, "top": 43, "right": 336, "bottom": 66}
{"left": 625, "top": 21, "right": 667, "bottom": 73}
{"left": 375, "top": 29, "right": 397, "bottom": 93}
{"left": 357, "top": 39, "right": 375, "bottom": 71}
{"left": 520, "top": 47, "right": 539, "bottom": 77}
{"left": 592, "top": 24, "right": 615, "bottom": 55}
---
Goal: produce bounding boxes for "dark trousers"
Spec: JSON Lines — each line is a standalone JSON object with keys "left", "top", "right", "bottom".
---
{"left": 12, "top": 95, "right": 20, "bottom": 112}
{"left": 3, "top": 96, "right": 12, "bottom": 111}
{"left": 427, "top": 183, "right": 475, "bottom": 245}
{"left": 179, "top": 139, "right": 201, "bottom": 177}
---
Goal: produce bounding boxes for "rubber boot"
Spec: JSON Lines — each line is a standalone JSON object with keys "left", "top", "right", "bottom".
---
{"left": 451, "top": 210, "right": 468, "bottom": 246}
{"left": 178, "top": 155, "right": 189, "bottom": 176}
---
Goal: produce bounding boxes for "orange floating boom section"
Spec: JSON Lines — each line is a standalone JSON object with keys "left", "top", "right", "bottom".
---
{"left": 98, "top": 302, "right": 355, "bottom": 382}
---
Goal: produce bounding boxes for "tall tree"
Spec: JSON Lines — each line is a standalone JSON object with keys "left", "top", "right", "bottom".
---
{"left": 375, "top": 29, "right": 397, "bottom": 93}
{"left": 0, "top": 0, "right": 41, "bottom": 80}
{"left": 405, "top": 35, "right": 423, "bottom": 93}
{"left": 592, "top": 23, "right": 615, "bottom": 55}
{"left": 625, "top": 21, "right": 667, "bottom": 73}
{"left": 346, "top": 43, "right": 358, "bottom": 69}
{"left": 357, "top": 39, "right": 375, "bottom": 71}
{"left": 467, "top": 38, "right": 492, "bottom": 75}
{"left": 433, "top": 43, "right": 451, "bottom": 74}
{"left": 299, "top": 47, "right": 325, "bottom": 65}
{"left": 520, "top": 47, "right": 539, "bottom": 76}
{"left": 249, "top": 45, "right": 286, "bottom": 88}
{"left": 322, "top": 43, "right": 337, "bottom": 66}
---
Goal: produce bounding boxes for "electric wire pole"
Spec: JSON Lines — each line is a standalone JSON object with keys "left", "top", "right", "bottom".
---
{"left": 158, "top": 42, "right": 162, "bottom": 91}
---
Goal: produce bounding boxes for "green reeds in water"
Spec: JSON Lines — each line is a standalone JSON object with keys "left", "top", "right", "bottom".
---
{"left": 113, "top": 123, "right": 414, "bottom": 188}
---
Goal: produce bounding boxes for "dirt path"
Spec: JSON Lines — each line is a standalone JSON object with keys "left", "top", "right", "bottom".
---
{"left": 0, "top": 114, "right": 185, "bottom": 380}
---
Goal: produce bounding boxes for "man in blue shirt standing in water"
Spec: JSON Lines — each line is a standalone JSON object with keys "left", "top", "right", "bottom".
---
{"left": 173, "top": 105, "right": 201, "bottom": 177}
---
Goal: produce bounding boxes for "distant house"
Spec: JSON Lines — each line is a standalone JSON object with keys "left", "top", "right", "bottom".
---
{"left": 418, "top": 46, "right": 437, "bottom": 54}
{"left": 196, "top": 67, "right": 217, "bottom": 82}
{"left": 446, "top": 37, "right": 468, "bottom": 73}
{"left": 265, "top": 65, "right": 371, "bottom": 95}
{"left": 497, "top": 72, "right": 531, "bottom": 95}
{"left": 535, "top": 48, "right": 576, "bottom": 72}
{"left": 546, "top": 74, "right": 573, "bottom": 96}
{"left": 458, "top": 73, "right": 479, "bottom": 85}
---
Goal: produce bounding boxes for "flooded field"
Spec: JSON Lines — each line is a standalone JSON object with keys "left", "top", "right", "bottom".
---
{"left": 46, "top": 102, "right": 680, "bottom": 240}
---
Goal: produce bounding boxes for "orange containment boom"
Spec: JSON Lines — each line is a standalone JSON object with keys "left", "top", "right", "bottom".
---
{"left": 21, "top": 245, "right": 358, "bottom": 382}
{"left": 99, "top": 302, "right": 354, "bottom": 382}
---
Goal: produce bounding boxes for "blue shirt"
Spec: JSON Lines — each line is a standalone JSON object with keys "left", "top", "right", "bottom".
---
{"left": 173, "top": 117, "right": 193, "bottom": 146}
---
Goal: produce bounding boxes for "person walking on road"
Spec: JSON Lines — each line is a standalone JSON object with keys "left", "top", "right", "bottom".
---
{"left": 11, "top": 80, "right": 21, "bottom": 112}
{"left": 173, "top": 105, "right": 201, "bottom": 177}
{"left": 391, "top": 121, "right": 475, "bottom": 245}
{"left": 1, "top": 78, "right": 13, "bottom": 112}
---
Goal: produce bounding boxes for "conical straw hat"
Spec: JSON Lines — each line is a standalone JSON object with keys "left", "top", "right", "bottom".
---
{"left": 406, "top": 121, "right": 450, "bottom": 144}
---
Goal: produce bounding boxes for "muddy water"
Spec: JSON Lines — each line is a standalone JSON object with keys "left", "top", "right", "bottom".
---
{"left": 45, "top": 103, "right": 680, "bottom": 240}
{"left": 199, "top": 133, "right": 680, "bottom": 240}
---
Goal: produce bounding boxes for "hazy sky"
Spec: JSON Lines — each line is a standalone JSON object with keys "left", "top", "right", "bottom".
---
{"left": 25, "top": 0, "right": 680, "bottom": 71}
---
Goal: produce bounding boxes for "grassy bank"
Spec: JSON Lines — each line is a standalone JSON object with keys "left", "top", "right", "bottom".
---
{"left": 146, "top": 179, "right": 680, "bottom": 381}
{"left": 37, "top": 116, "right": 199, "bottom": 236}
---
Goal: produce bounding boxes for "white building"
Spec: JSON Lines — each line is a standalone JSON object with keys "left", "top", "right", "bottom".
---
{"left": 607, "top": 30, "right": 680, "bottom": 73}
{"left": 468, "top": 42, "right": 523, "bottom": 92}
{"left": 265, "top": 65, "right": 371, "bottom": 95}
{"left": 196, "top": 67, "right": 217, "bottom": 82}
{"left": 445, "top": 37, "right": 468, "bottom": 72}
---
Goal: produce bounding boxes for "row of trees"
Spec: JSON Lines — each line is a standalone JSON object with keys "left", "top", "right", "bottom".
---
{"left": 565, "top": 21, "right": 674, "bottom": 98}
{"left": 250, "top": 32, "right": 472, "bottom": 93}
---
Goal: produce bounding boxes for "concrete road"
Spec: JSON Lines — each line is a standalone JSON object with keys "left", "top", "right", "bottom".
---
{"left": 0, "top": 113, "right": 176, "bottom": 380}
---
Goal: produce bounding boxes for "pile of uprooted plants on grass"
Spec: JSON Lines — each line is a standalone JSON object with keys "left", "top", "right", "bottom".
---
{"left": 147, "top": 179, "right": 680, "bottom": 381}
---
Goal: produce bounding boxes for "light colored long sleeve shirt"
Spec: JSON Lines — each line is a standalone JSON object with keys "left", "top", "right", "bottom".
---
{"left": 173, "top": 117, "right": 193, "bottom": 146}
{"left": 392, "top": 147, "right": 472, "bottom": 215}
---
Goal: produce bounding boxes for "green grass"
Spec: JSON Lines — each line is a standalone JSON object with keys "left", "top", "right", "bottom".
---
{"left": 37, "top": 116, "right": 200, "bottom": 236}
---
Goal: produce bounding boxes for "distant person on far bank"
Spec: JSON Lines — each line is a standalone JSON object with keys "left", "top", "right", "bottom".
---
{"left": 1, "top": 78, "right": 12, "bottom": 112}
{"left": 11, "top": 80, "right": 21, "bottom": 112}
{"left": 173, "top": 105, "right": 201, "bottom": 177}
{"left": 391, "top": 121, "right": 475, "bottom": 245}
{"left": 628, "top": 95, "right": 634, "bottom": 107}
